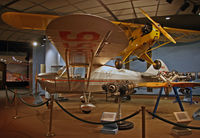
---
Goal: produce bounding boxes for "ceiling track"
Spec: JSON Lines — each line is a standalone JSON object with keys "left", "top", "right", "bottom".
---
{"left": 96, "top": 0, "right": 119, "bottom": 21}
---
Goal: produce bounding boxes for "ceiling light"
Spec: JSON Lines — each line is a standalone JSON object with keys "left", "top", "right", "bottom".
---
{"left": 32, "top": 41, "right": 38, "bottom": 47}
{"left": 165, "top": 17, "right": 171, "bottom": 20}
{"left": 12, "top": 56, "right": 16, "bottom": 61}
{"left": 180, "top": 2, "right": 190, "bottom": 11}
{"left": 166, "top": 0, "right": 173, "bottom": 4}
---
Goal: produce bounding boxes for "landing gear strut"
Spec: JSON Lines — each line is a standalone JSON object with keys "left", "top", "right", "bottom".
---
{"left": 153, "top": 60, "right": 161, "bottom": 70}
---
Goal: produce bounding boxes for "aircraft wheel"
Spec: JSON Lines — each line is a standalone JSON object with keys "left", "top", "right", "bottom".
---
{"left": 115, "top": 58, "right": 123, "bottom": 69}
{"left": 81, "top": 103, "right": 95, "bottom": 114}
{"left": 153, "top": 60, "right": 161, "bottom": 70}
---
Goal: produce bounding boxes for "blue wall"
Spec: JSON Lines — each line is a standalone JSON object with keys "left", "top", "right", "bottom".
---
{"left": 32, "top": 44, "right": 45, "bottom": 94}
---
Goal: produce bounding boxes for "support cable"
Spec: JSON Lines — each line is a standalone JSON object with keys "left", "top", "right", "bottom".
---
{"left": 17, "top": 95, "right": 49, "bottom": 107}
{"left": 146, "top": 110, "right": 200, "bottom": 130}
{"left": 7, "top": 88, "right": 32, "bottom": 95}
{"left": 6, "top": 87, "right": 49, "bottom": 107}
{"left": 56, "top": 100, "right": 141, "bottom": 125}
{"left": 5, "top": 88, "right": 15, "bottom": 104}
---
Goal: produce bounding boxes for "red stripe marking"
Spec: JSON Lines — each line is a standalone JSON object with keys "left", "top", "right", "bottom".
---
{"left": 40, "top": 78, "right": 118, "bottom": 83}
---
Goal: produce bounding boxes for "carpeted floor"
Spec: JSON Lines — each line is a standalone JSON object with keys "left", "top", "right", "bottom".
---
{"left": 0, "top": 89, "right": 200, "bottom": 138}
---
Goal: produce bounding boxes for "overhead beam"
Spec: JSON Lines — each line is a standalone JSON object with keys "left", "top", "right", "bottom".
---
{"left": 96, "top": 0, "right": 119, "bottom": 21}
{"left": 155, "top": 0, "right": 160, "bottom": 16}
{"left": 0, "top": 0, "right": 21, "bottom": 12}
{"left": 130, "top": 0, "right": 137, "bottom": 18}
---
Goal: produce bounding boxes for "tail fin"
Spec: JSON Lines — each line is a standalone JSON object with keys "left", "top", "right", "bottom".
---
{"left": 145, "top": 59, "right": 169, "bottom": 75}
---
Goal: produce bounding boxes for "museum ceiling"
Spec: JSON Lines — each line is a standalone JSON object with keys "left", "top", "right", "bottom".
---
{"left": 0, "top": 0, "right": 200, "bottom": 44}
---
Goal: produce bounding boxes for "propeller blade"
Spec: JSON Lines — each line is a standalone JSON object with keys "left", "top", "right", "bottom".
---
{"left": 139, "top": 8, "right": 176, "bottom": 44}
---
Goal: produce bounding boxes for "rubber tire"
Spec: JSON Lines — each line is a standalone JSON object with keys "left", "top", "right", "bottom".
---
{"left": 115, "top": 58, "right": 123, "bottom": 69}
{"left": 82, "top": 110, "right": 91, "bottom": 114}
{"left": 153, "top": 60, "right": 161, "bottom": 70}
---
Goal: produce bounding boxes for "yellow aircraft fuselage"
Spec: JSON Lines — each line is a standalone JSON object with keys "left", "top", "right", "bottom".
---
{"left": 120, "top": 25, "right": 160, "bottom": 65}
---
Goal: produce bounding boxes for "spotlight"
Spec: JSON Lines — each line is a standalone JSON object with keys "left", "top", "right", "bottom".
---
{"left": 12, "top": 56, "right": 16, "bottom": 61}
{"left": 166, "top": 0, "right": 173, "bottom": 4}
{"left": 192, "top": 5, "right": 199, "bottom": 14}
{"left": 165, "top": 17, "right": 171, "bottom": 20}
{"left": 180, "top": 2, "right": 190, "bottom": 11}
{"left": 32, "top": 41, "right": 38, "bottom": 47}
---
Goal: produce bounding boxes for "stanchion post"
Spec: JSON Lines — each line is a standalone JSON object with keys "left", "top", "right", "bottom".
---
{"left": 46, "top": 94, "right": 55, "bottom": 137}
{"left": 4, "top": 85, "right": 9, "bottom": 108}
{"left": 141, "top": 106, "right": 145, "bottom": 138}
{"left": 13, "top": 89, "right": 19, "bottom": 119}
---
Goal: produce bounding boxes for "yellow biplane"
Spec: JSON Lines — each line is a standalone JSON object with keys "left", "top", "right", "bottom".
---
{"left": 2, "top": 9, "right": 200, "bottom": 113}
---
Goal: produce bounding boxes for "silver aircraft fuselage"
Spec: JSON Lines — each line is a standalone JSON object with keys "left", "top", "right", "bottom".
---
{"left": 37, "top": 60, "right": 169, "bottom": 93}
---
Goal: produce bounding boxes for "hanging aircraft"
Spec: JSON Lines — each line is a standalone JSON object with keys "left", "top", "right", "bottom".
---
{"left": 2, "top": 9, "right": 200, "bottom": 113}
{"left": 2, "top": 8, "right": 200, "bottom": 69}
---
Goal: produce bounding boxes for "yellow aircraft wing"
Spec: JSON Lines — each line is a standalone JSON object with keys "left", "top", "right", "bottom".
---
{"left": 1, "top": 12, "right": 59, "bottom": 30}
{"left": 112, "top": 21, "right": 200, "bottom": 43}
{"left": 138, "top": 82, "right": 168, "bottom": 88}
{"left": 138, "top": 82, "right": 200, "bottom": 88}
{"left": 161, "top": 27, "right": 200, "bottom": 43}
{"left": 170, "top": 82, "right": 200, "bottom": 88}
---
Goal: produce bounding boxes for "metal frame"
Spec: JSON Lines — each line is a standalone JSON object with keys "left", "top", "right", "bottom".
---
{"left": 46, "top": 95, "right": 55, "bottom": 137}
{"left": 85, "top": 50, "right": 94, "bottom": 103}
{"left": 65, "top": 49, "right": 71, "bottom": 91}
{"left": 152, "top": 87, "right": 184, "bottom": 118}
